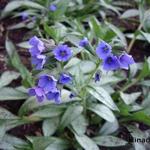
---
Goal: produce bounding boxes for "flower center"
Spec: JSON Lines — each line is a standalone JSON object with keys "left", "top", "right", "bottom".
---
{"left": 106, "top": 57, "right": 113, "bottom": 64}
{"left": 60, "top": 50, "right": 67, "bottom": 57}
{"left": 103, "top": 45, "right": 109, "bottom": 52}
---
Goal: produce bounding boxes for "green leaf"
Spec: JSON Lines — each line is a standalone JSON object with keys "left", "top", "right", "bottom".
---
{"left": 139, "top": 80, "right": 150, "bottom": 86}
{"left": 100, "top": 119, "right": 119, "bottom": 135}
{"left": 141, "top": 31, "right": 150, "bottom": 43}
{"left": 30, "top": 106, "right": 64, "bottom": 119}
{"left": 27, "top": 136, "right": 69, "bottom": 150}
{"left": 0, "top": 120, "right": 5, "bottom": 139}
{"left": 67, "top": 60, "right": 96, "bottom": 75}
{"left": 93, "top": 136, "right": 128, "bottom": 147}
{"left": 120, "top": 92, "right": 141, "bottom": 105}
{"left": 0, "top": 87, "right": 28, "bottom": 100}
{"left": 17, "top": 41, "right": 30, "bottom": 49}
{"left": 89, "top": 16, "right": 103, "bottom": 38}
{"left": 0, "top": 134, "right": 27, "bottom": 150}
{"left": 100, "top": 0, "right": 120, "bottom": 15}
{"left": 7, "top": 22, "right": 26, "bottom": 30}
{"left": 42, "top": 117, "right": 59, "bottom": 136}
{"left": 0, "top": 71, "right": 20, "bottom": 88}
{"left": 75, "top": 134, "right": 99, "bottom": 150}
{"left": 125, "top": 111, "right": 150, "bottom": 126}
{"left": 138, "top": 57, "right": 150, "bottom": 80}
{"left": 71, "top": 115, "right": 87, "bottom": 135}
{"left": 1, "top": 0, "right": 45, "bottom": 18}
{"left": 5, "top": 38, "right": 34, "bottom": 87}
{"left": 44, "top": 24, "right": 59, "bottom": 41}
{"left": 52, "top": 0, "right": 70, "bottom": 19}
{"left": 87, "top": 86, "right": 119, "bottom": 111}
{"left": 45, "top": 138, "right": 70, "bottom": 150}
{"left": 120, "top": 9, "right": 139, "bottom": 19}
{"left": 60, "top": 104, "right": 83, "bottom": 130}
{"left": 107, "top": 22, "right": 127, "bottom": 46}
{"left": 126, "top": 125, "right": 147, "bottom": 139}
{"left": 64, "top": 57, "right": 81, "bottom": 69}
{"left": 88, "top": 104, "right": 116, "bottom": 122}
{"left": 0, "top": 107, "right": 17, "bottom": 120}
{"left": 27, "top": 136, "right": 55, "bottom": 150}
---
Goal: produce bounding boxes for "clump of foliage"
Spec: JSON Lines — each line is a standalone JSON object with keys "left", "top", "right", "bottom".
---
{"left": 0, "top": 0, "right": 150, "bottom": 150}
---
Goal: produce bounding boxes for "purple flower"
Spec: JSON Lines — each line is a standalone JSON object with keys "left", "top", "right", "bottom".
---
{"left": 59, "top": 73, "right": 72, "bottom": 85}
{"left": 69, "top": 93, "right": 76, "bottom": 99}
{"left": 53, "top": 44, "right": 72, "bottom": 62}
{"left": 96, "top": 41, "right": 112, "bottom": 59}
{"left": 46, "top": 89, "right": 61, "bottom": 103}
{"left": 49, "top": 4, "right": 57, "bottom": 12}
{"left": 79, "top": 37, "right": 89, "bottom": 47}
{"left": 28, "top": 87, "right": 45, "bottom": 102}
{"left": 29, "top": 36, "right": 45, "bottom": 56}
{"left": 118, "top": 53, "right": 135, "bottom": 70}
{"left": 103, "top": 55, "right": 120, "bottom": 71}
{"left": 94, "top": 72, "right": 100, "bottom": 82}
{"left": 21, "top": 12, "right": 28, "bottom": 20}
{"left": 31, "top": 55, "right": 46, "bottom": 70}
{"left": 38, "top": 74, "right": 57, "bottom": 92}
{"left": 32, "top": 16, "right": 36, "bottom": 21}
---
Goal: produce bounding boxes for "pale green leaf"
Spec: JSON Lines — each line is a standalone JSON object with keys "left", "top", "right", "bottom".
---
{"left": 88, "top": 104, "right": 116, "bottom": 122}
{"left": 75, "top": 134, "right": 99, "bottom": 150}
{"left": 87, "top": 86, "right": 119, "bottom": 111}
{"left": 93, "top": 136, "right": 128, "bottom": 147}
{"left": 0, "top": 71, "right": 20, "bottom": 88}
{"left": 120, "top": 92, "right": 141, "bottom": 105}
{"left": 0, "top": 87, "right": 28, "bottom": 100}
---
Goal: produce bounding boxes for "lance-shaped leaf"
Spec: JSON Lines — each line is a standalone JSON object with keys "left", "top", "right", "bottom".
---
{"left": 87, "top": 86, "right": 119, "bottom": 111}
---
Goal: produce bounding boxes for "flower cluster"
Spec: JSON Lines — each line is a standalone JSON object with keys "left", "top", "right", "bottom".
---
{"left": 29, "top": 73, "right": 72, "bottom": 103}
{"left": 96, "top": 41, "right": 134, "bottom": 71}
{"left": 29, "top": 36, "right": 46, "bottom": 70}
{"left": 28, "top": 36, "right": 73, "bottom": 103}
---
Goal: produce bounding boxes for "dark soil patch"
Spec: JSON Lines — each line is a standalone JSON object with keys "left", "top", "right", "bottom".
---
{"left": 7, "top": 122, "right": 42, "bottom": 139}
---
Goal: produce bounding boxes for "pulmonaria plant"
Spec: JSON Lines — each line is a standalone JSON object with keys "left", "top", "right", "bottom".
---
{"left": 28, "top": 36, "right": 135, "bottom": 104}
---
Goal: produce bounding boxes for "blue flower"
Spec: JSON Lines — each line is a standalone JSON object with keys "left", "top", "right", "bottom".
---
{"left": 31, "top": 55, "right": 46, "bottom": 70}
{"left": 103, "top": 55, "right": 119, "bottom": 71}
{"left": 38, "top": 74, "right": 57, "bottom": 92}
{"left": 59, "top": 73, "right": 72, "bottom": 85}
{"left": 79, "top": 37, "right": 89, "bottom": 47}
{"left": 29, "top": 36, "right": 45, "bottom": 56}
{"left": 53, "top": 44, "right": 72, "bottom": 62}
{"left": 96, "top": 41, "right": 112, "bottom": 59}
{"left": 46, "top": 89, "right": 61, "bottom": 103}
{"left": 94, "top": 72, "right": 100, "bottom": 82}
{"left": 49, "top": 4, "right": 57, "bottom": 12}
{"left": 118, "top": 53, "right": 135, "bottom": 69}
{"left": 21, "top": 12, "right": 28, "bottom": 20}
{"left": 69, "top": 93, "right": 76, "bottom": 99}
{"left": 28, "top": 87, "right": 45, "bottom": 102}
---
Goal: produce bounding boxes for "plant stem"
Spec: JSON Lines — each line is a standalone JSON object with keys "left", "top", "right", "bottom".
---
{"left": 127, "top": 23, "right": 143, "bottom": 53}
